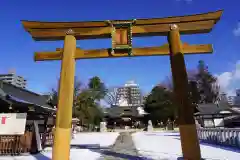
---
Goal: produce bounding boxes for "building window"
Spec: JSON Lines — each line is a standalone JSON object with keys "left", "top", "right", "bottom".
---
{"left": 4, "top": 78, "right": 13, "bottom": 80}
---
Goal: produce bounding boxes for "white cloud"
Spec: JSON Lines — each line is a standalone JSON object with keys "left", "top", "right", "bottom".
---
{"left": 216, "top": 60, "right": 240, "bottom": 96}
{"left": 217, "top": 72, "right": 232, "bottom": 89}
{"left": 233, "top": 22, "right": 240, "bottom": 37}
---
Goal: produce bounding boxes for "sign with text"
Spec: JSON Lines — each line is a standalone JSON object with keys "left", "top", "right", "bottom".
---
{"left": 0, "top": 113, "right": 27, "bottom": 135}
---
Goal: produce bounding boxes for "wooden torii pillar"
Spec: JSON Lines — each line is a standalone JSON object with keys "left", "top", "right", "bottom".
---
{"left": 22, "top": 10, "right": 222, "bottom": 160}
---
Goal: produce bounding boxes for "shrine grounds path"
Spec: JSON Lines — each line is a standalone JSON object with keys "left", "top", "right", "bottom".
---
{"left": 97, "top": 131, "right": 150, "bottom": 160}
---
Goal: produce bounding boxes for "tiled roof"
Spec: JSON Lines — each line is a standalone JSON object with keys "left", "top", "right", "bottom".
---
{"left": 104, "top": 106, "right": 142, "bottom": 118}
{"left": 230, "top": 107, "right": 240, "bottom": 114}
{"left": 196, "top": 103, "right": 233, "bottom": 115}
{"left": 0, "top": 81, "right": 55, "bottom": 113}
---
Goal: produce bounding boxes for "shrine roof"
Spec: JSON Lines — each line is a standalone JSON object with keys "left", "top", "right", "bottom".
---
{"left": 104, "top": 106, "right": 143, "bottom": 118}
{"left": 0, "top": 81, "right": 55, "bottom": 113}
{"left": 195, "top": 103, "right": 239, "bottom": 116}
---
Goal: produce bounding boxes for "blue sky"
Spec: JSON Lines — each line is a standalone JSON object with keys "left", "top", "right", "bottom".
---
{"left": 0, "top": 0, "right": 239, "bottom": 95}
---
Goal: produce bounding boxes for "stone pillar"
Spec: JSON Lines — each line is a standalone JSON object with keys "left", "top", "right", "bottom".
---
{"left": 100, "top": 122, "right": 107, "bottom": 132}
{"left": 147, "top": 120, "right": 153, "bottom": 132}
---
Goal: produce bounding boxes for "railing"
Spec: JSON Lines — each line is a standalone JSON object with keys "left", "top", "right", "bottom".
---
{"left": 0, "top": 131, "right": 33, "bottom": 155}
{"left": 40, "top": 132, "right": 54, "bottom": 147}
{"left": 197, "top": 128, "right": 240, "bottom": 149}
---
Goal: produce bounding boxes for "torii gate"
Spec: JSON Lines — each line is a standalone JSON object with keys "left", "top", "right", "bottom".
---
{"left": 22, "top": 10, "right": 222, "bottom": 160}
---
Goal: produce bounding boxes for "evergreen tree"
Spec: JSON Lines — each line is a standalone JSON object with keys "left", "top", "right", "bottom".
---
{"left": 88, "top": 76, "right": 107, "bottom": 101}
{"left": 195, "top": 60, "right": 220, "bottom": 103}
{"left": 163, "top": 61, "right": 220, "bottom": 104}
{"left": 48, "top": 76, "right": 105, "bottom": 126}
{"left": 144, "top": 85, "right": 177, "bottom": 125}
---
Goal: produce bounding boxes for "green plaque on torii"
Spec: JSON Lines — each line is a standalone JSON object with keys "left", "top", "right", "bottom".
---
{"left": 106, "top": 20, "right": 136, "bottom": 56}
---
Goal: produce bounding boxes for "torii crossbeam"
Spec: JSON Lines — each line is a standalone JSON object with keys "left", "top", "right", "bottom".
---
{"left": 22, "top": 10, "right": 222, "bottom": 160}
{"left": 34, "top": 43, "right": 213, "bottom": 61}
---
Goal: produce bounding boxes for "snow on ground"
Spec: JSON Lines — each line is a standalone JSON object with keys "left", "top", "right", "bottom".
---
{"left": 132, "top": 131, "right": 240, "bottom": 160}
{"left": 0, "top": 132, "right": 119, "bottom": 160}
{"left": 2, "top": 131, "right": 239, "bottom": 160}
{"left": 71, "top": 132, "right": 119, "bottom": 146}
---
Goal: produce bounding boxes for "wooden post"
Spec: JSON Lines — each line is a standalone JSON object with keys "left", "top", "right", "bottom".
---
{"left": 52, "top": 32, "right": 76, "bottom": 160}
{"left": 168, "top": 24, "right": 201, "bottom": 160}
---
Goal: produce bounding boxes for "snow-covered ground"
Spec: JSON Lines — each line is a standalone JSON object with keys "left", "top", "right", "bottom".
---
{"left": 0, "top": 132, "right": 119, "bottom": 160}
{"left": 2, "top": 131, "right": 240, "bottom": 160}
{"left": 132, "top": 131, "right": 240, "bottom": 160}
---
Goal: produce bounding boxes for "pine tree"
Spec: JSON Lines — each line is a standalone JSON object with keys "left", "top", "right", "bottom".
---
{"left": 88, "top": 76, "right": 107, "bottom": 101}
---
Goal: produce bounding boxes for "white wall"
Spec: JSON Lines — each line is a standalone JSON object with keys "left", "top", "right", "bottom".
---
{"left": 0, "top": 113, "right": 27, "bottom": 135}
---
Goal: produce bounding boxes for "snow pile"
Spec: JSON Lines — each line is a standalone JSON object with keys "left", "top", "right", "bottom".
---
{"left": 132, "top": 131, "right": 240, "bottom": 160}
{"left": 71, "top": 132, "right": 119, "bottom": 146}
{"left": 0, "top": 132, "right": 119, "bottom": 160}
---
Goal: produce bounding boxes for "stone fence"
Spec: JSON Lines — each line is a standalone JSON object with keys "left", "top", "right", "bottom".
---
{"left": 197, "top": 128, "right": 240, "bottom": 149}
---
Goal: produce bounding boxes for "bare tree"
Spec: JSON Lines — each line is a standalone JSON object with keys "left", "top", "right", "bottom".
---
{"left": 47, "top": 76, "right": 83, "bottom": 108}
{"left": 104, "top": 87, "right": 119, "bottom": 107}
{"left": 162, "top": 75, "right": 173, "bottom": 91}
{"left": 162, "top": 69, "right": 197, "bottom": 91}
{"left": 187, "top": 69, "right": 198, "bottom": 81}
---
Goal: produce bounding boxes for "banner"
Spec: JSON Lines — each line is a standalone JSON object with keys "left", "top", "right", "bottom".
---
{"left": 0, "top": 113, "right": 27, "bottom": 135}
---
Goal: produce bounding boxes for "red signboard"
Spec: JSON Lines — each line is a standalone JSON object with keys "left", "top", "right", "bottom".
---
{"left": 1, "top": 117, "right": 7, "bottom": 124}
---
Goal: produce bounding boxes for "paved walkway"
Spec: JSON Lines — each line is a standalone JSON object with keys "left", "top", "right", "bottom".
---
{"left": 97, "top": 132, "right": 147, "bottom": 160}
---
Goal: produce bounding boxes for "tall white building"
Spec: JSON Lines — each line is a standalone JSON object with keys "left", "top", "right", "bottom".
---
{"left": 234, "top": 89, "right": 240, "bottom": 105}
{"left": 0, "top": 71, "right": 27, "bottom": 89}
{"left": 226, "top": 89, "right": 240, "bottom": 106}
{"left": 228, "top": 96, "right": 235, "bottom": 105}
{"left": 236, "top": 89, "right": 240, "bottom": 96}
{"left": 116, "top": 80, "right": 142, "bottom": 106}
